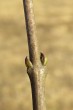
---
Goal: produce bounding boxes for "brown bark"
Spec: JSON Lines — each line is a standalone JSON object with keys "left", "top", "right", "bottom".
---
{"left": 23, "top": 0, "right": 47, "bottom": 110}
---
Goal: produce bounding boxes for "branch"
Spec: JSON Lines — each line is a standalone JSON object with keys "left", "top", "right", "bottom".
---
{"left": 23, "top": 0, "right": 39, "bottom": 66}
{"left": 23, "top": 0, "right": 47, "bottom": 110}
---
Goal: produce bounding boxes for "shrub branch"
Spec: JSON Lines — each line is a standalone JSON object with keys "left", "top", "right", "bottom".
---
{"left": 23, "top": 0, "right": 47, "bottom": 110}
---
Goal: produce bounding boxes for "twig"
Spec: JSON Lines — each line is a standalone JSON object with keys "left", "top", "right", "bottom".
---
{"left": 23, "top": 0, "right": 39, "bottom": 66}
{"left": 23, "top": 0, "right": 47, "bottom": 110}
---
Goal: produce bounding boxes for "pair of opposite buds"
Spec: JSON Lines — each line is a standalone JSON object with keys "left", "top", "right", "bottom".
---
{"left": 25, "top": 52, "right": 47, "bottom": 68}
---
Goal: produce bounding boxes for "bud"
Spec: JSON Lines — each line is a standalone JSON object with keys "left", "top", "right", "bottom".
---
{"left": 25, "top": 56, "right": 33, "bottom": 68}
{"left": 40, "top": 52, "right": 47, "bottom": 66}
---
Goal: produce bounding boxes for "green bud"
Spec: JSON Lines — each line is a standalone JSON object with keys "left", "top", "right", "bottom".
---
{"left": 25, "top": 56, "right": 33, "bottom": 68}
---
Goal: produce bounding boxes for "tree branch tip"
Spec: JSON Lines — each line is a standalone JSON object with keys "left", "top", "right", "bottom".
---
{"left": 40, "top": 52, "right": 48, "bottom": 66}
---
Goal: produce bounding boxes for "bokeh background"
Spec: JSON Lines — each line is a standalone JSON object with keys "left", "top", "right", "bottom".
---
{"left": 0, "top": 0, "right": 73, "bottom": 110}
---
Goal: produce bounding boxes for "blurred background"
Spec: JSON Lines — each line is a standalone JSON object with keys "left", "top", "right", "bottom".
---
{"left": 0, "top": 0, "right": 73, "bottom": 110}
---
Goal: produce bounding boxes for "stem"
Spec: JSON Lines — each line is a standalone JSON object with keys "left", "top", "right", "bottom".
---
{"left": 23, "top": 0, "right": 47, "bottom": 110}
{"left": 29, "top": 67, "right": 46, "bottom": 110}
{"left": 23, "top": 0, "right": 39, "bottom": 66}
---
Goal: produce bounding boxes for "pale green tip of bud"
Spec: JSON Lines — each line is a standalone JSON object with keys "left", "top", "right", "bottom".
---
{"left": 25, "top": 56, "right": 33, "bottom": 68}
